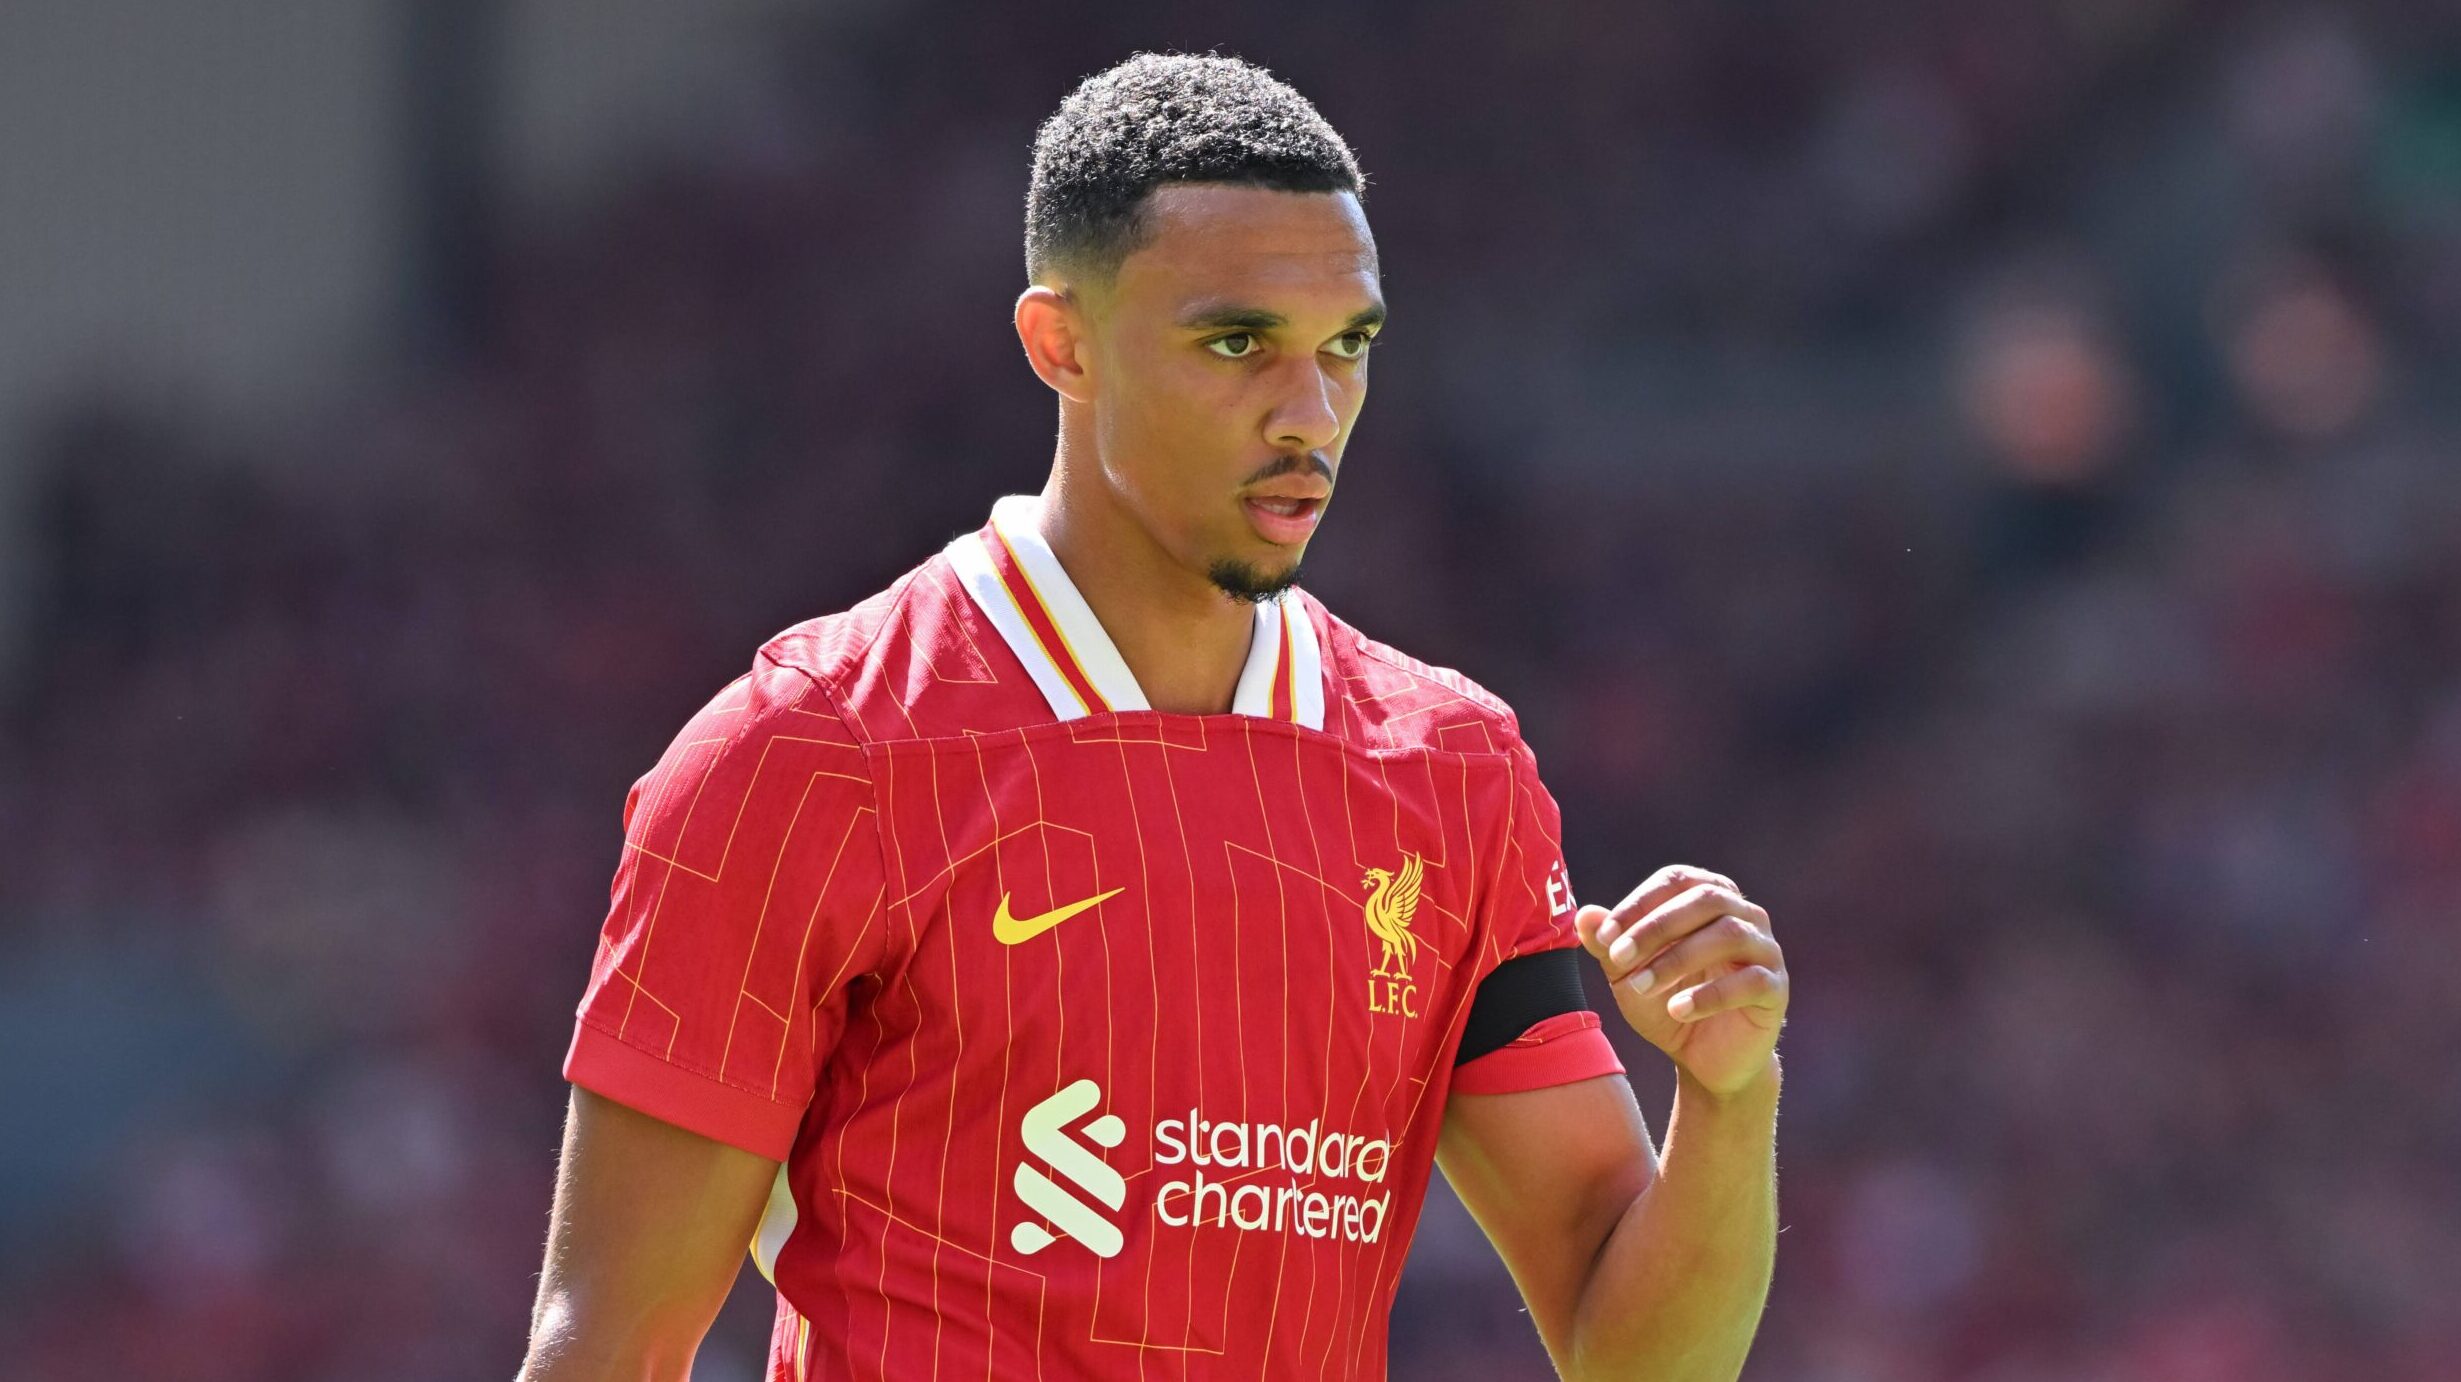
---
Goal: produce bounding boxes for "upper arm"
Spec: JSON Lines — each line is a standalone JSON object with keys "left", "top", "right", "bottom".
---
{"left": 1436, "top": 1076, "right": 1658, "bottom": 1373}
{"left": 562, "top": 656, "right": 890, "bottom": 1160}
{"left": 530, "top": 657, "right": 889, "bottom": 1372}
{"left": 524, "top": 1087, "right": 781, "bottom": 1378}
{"left": 1436, "top": 731, "right": 1655, "bottom": 1367}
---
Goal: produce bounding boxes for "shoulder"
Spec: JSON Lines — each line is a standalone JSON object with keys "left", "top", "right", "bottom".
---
{"left": 730, "top": 545, "right": 1064, "bottom": 743}
{"left": 746, "top": 549, "right": 1016, "bottom": 742}
{"left": 753, "top": 561, "right": 930, "bottom": 713}
{"left": 633, "top": 561, "right": 930, "bottom": 785}
{"left": 1301, "top": 592, "right": 1530, "bottom": 758}
{"left": 622, "top": 636, "right": 873, "bottom": 846}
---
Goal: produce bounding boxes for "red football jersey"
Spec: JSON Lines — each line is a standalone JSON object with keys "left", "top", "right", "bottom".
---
{"left": 564, "top": 496, "right": 1622, "bottom": 1380}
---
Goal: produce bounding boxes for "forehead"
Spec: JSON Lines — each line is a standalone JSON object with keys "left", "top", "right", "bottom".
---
{"left": 1111, "top": 185, "right": 1379, "bottom": 313}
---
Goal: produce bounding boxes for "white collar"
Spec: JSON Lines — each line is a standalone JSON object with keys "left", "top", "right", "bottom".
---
{"left": 943, "top": 494, "right": 1325, "bottom": 728}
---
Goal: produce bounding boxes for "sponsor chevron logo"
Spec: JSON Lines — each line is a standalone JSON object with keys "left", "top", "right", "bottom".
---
{"left": 1009, "top": 1078, "right": 1127, "bottom": 1258}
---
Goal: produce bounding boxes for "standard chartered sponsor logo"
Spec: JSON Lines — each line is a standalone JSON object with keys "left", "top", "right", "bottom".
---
{"left": 1010, "top": 1079, "right": 1128, "bottom": 1258}
{"left": 1010, "top": 1079, "right": 1399, "bottom": 1258}
{"left": 1154, "top": 1111, "right": 1393, "bottom": 1243}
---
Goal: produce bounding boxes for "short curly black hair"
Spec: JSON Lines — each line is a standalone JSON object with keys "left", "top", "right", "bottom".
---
{"left": 1025, "top": 53, "right": 1364, "bottom": 287}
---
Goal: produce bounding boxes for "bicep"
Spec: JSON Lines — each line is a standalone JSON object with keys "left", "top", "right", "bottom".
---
{"left": 1436, "top": 1075, "right": 1658, "bottom": 1370}
{"left": 526, "top": 1087, "right": 780, "bottom": 1375}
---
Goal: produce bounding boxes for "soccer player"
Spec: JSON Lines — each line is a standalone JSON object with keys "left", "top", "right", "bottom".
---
{"left": 520, "top": 53, "right": 1787, "bottom": 1382}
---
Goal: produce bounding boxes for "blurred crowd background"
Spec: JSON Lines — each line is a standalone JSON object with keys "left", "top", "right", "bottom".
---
{"left": 4, "top": 2, "right": 2458, "bottom": 1379}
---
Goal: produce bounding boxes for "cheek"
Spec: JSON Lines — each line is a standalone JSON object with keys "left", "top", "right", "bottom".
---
{"left": 1339, "top": 365, "right": 1370, "bottom": 425}
{"left": 1091, "top": 379, "right": 1204, "bottom": 526}
{"left": 1109, "top": 359, "right": 1240, "bottom": 460}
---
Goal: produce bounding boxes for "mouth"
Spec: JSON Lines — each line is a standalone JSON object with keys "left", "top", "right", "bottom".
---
{"left": 1242, "top": 494, "right": 1326, "bottom": 546}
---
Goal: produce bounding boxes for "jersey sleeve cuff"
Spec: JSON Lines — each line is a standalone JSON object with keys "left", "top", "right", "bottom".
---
{"left": 564, "top": 1020, "right": 805, "bottom": 1162}
{"left": 1450, "top": 1011, "right": 1626, "bottom": 1096}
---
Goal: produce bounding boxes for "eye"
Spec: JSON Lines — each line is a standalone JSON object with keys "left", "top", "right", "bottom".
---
{"left": 1205, "top": 332, "right": 1259, "bottom": 359}
{"left": 1325, "top": 330, "right": 1375, "bottom": 361}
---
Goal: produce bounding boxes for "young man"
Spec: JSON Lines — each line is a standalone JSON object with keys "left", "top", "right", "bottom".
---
{"left": 521, "top": 53, "right": 1787, "bottom": 1382}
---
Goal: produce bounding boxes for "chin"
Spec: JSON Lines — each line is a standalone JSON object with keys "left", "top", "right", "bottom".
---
{"left": 1206, "top": 553, "right": 1306, "bottom": 604}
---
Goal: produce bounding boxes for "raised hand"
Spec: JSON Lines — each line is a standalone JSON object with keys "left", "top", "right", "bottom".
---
{"left": 1575, "top": 865, "right": 1788, "bottom": 1098}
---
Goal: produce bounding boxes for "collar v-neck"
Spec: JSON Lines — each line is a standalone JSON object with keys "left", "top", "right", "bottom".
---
{"left": 944, "top": 495, "right": 1325, "bottom": 728}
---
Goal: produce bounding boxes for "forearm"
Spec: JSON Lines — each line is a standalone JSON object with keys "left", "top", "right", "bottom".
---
{"left": 517, "top": 1292, "right": 704, "bottom": 1382}
{"left": 1567, "top": 1054, "right": 1779, "bottom": 1382}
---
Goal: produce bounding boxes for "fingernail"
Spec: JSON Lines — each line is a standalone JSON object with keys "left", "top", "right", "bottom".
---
{"left": 1626, "top": 966, "right": 1653, "bottom": 993}
{"left": 1667, "top": 992, "right": 1692, "bottom": 1021}
{"left": 1609, "top": 937, "right": 1638, "bottom": 969}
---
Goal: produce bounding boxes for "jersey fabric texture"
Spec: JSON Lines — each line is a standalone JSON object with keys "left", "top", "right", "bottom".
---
{"left": 563, "top": 496, "right": 1624, "bottom": 1380}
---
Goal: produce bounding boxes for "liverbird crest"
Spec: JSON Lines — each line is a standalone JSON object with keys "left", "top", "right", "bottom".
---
{"left": 1361, "top": 853, "right": 1426, "bottom": 978}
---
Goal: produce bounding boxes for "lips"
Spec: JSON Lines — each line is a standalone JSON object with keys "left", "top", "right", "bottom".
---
{"left": 1243, "top": 494, "right": 1324, "bottom": 545}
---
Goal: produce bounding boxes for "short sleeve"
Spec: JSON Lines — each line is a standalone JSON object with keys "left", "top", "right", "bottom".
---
{"left": 1452, "top": 735, "right": 1624, "bottom": 1097}
{"left": 563, "top": 655, "right": 889, "bottom": 1160}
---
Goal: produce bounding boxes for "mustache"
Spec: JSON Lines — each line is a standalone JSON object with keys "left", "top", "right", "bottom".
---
{"left": 1242, "top": 452, "right": 1335, "bottom": 487}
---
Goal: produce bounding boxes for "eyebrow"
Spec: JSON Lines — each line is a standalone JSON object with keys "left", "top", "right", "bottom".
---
{"left": 1176, "top": 302, "right": 1388, "bottom": 333}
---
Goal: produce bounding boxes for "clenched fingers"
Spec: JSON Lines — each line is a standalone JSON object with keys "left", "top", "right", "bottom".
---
{"left": 1578, "top": 865, "right": 1737, "bottom": 964}
{"left": 1600, "top": 884, "right": 1773, "bottom": 982}
{"left": 1610, "top": 910, "right": 1781, "bottom": 1002}
{"left": 1665, "top": 964, "right": 1788, "bottom": 1023}
{"left": 1606, "top": 865, "right": 1740, "bottom": 928}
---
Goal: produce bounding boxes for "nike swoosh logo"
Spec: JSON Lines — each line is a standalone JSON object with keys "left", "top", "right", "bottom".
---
{"left": 993, "top": 887, "right": 1125, "bottom": 945}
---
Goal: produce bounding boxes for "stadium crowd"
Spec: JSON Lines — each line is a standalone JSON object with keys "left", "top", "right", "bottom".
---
{"left": 3, "top": 2, "right": 2456, "bottom": 1378}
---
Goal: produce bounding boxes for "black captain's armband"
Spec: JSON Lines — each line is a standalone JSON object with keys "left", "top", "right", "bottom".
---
{"left": 1453, "top": 948, "right": 1591, "bottom": 1066}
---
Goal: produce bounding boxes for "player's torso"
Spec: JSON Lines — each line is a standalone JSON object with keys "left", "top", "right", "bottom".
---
{"left": 776, "top": 714, "right": 1519, "bottom": 1379}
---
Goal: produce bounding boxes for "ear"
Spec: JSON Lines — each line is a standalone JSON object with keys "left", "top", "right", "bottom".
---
{"left": 1015, "top": 285, "right": 1097, "bottom": 403}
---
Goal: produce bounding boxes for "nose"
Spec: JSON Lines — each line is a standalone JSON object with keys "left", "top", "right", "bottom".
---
{"left": 1265, "top": 357, "right": 1343, "bottom": 454}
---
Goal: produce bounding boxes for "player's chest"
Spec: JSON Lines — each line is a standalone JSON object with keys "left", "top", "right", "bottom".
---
{"left": 863, "top": 721, "right": 1514, "bottom": 1069}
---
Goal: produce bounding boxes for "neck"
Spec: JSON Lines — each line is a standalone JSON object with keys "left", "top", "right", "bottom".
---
{"left": 1034, "top": 435, "right": 1258, "bottom": 717}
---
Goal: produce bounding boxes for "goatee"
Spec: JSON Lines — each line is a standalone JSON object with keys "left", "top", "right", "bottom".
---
{"left": 1208, "top": 557, "right": 1305, "bottom": 605}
